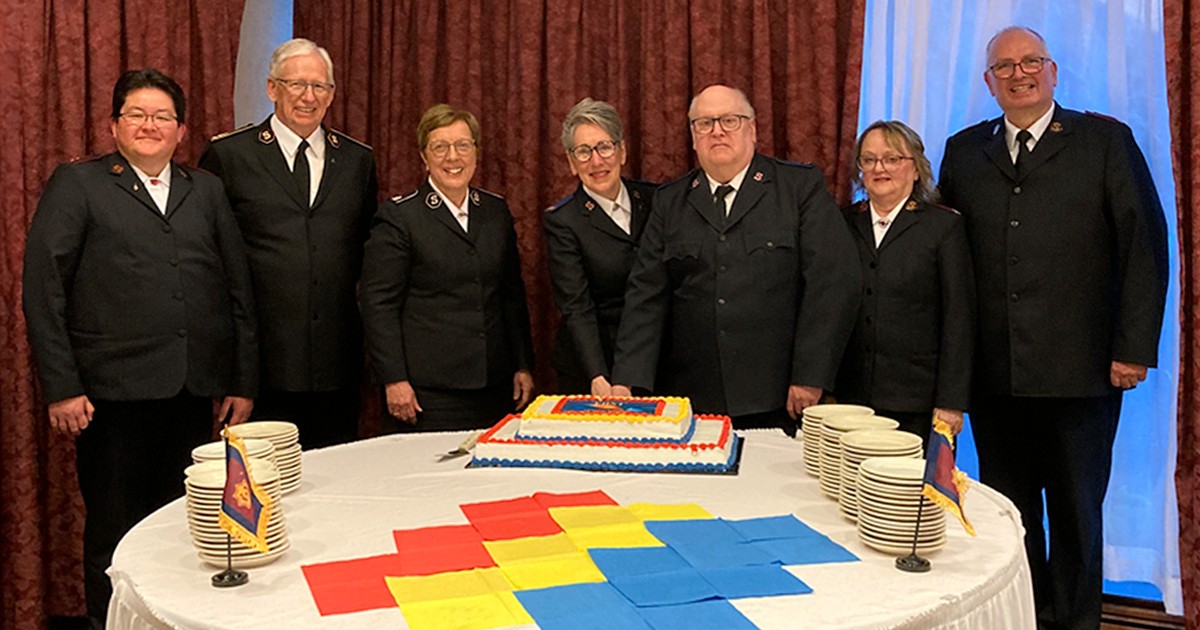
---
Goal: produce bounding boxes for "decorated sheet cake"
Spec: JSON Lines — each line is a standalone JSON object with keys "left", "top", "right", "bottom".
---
{"left": 472, "top": 395, "right": 739, "bottom": 473}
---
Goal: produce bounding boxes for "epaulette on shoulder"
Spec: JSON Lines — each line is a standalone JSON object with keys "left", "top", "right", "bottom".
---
{"left": 69, "top": 154, "right": 105, "bottom": 164}
{"left": 545, "top": 192, "right": 575, "bottom": 213}
{"left": 390, "top": 190, "right": 419, "bottom": 205}
{"left": 328, "top": 129, "right": 372, "bottom": 150}
{"left": 931, "top": 202, "right": 961, "bottom": 215}
{"left": 665, "top": 168, "right": 702, "bottom": 189}
{"left": 209, "top": 123, "right": 256, "bottom": 142}
{"left": 474, "top": 187, "right": 504, "bottom": 201}
{"left": 1085, "top": 111, "right": 1120, "bottom": 124}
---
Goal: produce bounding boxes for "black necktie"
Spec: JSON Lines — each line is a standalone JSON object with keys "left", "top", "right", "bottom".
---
{"left": 1015, "top": 129, "right": 1033, "bottom": 176}
{"left": 293, "top": 139, "right": 311, "bottom": 207}
{"left": 713, "top": 184, "right": 734, "bottom": 217}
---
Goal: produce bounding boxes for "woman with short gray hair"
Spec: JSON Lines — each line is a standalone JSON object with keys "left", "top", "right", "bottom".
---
{"left": 544, "top": 98, "right": 658, "bottom": 396}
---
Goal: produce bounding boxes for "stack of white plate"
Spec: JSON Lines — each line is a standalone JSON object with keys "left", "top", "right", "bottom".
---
{"left": 799, "top": 404, "right": 873, "bottom": 476}
{"left": 183, "top": 458, "right": 290, "bottom": 567}
{"left": 838, "top": 430, "right": 923, "bottom": 522}
{"left": 191, "top": 438, "right": 276, "bottom": 466}
{"left": 817, "top": 415, "right": 899, "bottom": 499}
{"left": 229, "top": 421, "right": 302, "bottom": 494}
{"left": 856, "top": 457, "right": 946, "bottom": 555}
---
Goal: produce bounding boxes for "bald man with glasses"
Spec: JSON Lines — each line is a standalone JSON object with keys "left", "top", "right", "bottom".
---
{"left": 939, "top": 26, "right": 1168, "bottom": 628}
{"left": 611, "top": 84, "right": 860, "bottom": 434}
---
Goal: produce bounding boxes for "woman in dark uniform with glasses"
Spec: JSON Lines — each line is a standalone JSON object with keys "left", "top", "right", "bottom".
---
{"left": 543, "top": 98, "right": 657, "bottom": 396}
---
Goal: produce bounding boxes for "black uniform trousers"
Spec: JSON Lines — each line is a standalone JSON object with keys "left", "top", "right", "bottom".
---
{"left": 970, "top": 391, "right": 1122, "bottom": 630}
{"left": 75, "top": 390, "right": 212, "bottom": 624}
{"left": 383, "top": 383, "right": 513, "bottom": 434}
{"left": 252, "top": 388, "right": 361, "bottom": 449}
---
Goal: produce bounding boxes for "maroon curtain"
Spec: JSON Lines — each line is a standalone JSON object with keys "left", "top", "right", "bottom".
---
{"left": 1166, "top": 0, "right": 1200, "bottom": 626}
{"left": 295, "top": 0, "right": 866, "bottom": 394}
{"left": 0, "top": 1, "right": 245, "bottom": 627}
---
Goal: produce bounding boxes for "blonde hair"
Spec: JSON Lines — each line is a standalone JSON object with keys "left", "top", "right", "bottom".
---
{"left": 851, "top": 120, "right": 939, "bottom": 204}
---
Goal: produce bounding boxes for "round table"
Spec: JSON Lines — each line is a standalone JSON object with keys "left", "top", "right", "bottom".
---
{"left": 108, "top": 430, "right": 1036, "bottom": 629}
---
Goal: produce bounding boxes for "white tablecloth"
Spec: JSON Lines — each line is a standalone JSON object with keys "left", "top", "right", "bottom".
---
{"left": 108, "top": 430, "right": 1036, "bottom": 629}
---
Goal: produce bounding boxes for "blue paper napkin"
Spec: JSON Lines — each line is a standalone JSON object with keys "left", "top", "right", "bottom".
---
{"left": 671, "top": 541, "right": 777, "bottom": 569}
{"left": 635, "top": 599, "right": 759, "bottom": 630}
{"left": 644, "top": 519, "right": 747, "bottom": 547}
{"left": 608, "top": 568, "right": 721, "bottom": 606}
{"left": 515, "top": 583, "right": 650, "bottom": 630}
{"left": 699, "top": 565, "right": 813, "bottom": 599}
{"left": 590, "top": 546, "right": 692, "bottom": 579}
{"left": 726, "top": 515, "right": 823, "bottom": 541}
{"left": 752, "top": 535, "right": 859, "bottom": 565}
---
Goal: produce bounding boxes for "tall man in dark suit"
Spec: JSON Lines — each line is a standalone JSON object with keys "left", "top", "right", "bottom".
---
{"left": 611, "top": 85, "right": 860, "bottom": 434}
{"left": 939, "top": 27, "right": 1169, "bottom": 629}
{"left": 200, "top": 38, "right": 378, "bottom": 448}
{"left": 23, "top": 69, "right": 257, "bottom": 627}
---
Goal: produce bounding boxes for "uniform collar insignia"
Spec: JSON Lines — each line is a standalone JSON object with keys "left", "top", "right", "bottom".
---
{"left": 905, "top": 199, "right": 918, "bottom": 211}
{"left": 993, "top": 123, "right": 1002, "bottom": 136}
{"left": 425, "top": 192, "right": 442, "bottom": 208}
{"left": 110, "top": 163, "right": 125, "bottom": 175}
{"left": 1049, "top": 121, "right": 1063, "bottom": 133}
{"left": 690, "top": 177, "right": 700, "bottom": 189}
{"left": 584, "top": 200, "right": 595, "bottom": 212}
{"left": 470, "top": 190, "right": 481, "bottom": 206}
{"left": 327, "top": 132, "right": 340, "bottom": 148}
{"left": 753, "top": 171, "right": 764, "bottom": 182}
{"left": 259, "top": 129, "right": 274, "bottom": 144}
{"left": 631, "top": 188, "right": 641, "bottom": 199}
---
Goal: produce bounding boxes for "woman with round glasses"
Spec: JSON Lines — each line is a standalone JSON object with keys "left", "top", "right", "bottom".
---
{"left": 543, "top": 98, "right": 658, "bottom": 396}
{"left": 361, "top": 104, "right": 535, "bottom": 431}
{"left": 834, "top": 120, "right": 976, "bottom": 444}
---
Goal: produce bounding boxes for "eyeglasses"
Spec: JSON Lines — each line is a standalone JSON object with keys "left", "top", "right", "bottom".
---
{"left": 689, "top": 114, "right": 752, "bottom": 134}
{"left": 427, "top": 140, "right": 476, "bottom": 158}
{"left": 271, "top": 77, "right": 334, "bottom": 96}
{"left": 857, "top": 155, "right": 914, "bottom": 170}
{"left": 118, "top": 110, "right": 178, "bottom": 127}
{"left": 988, "top": 56, "right": 1051, "bottom": 79}
{"left": 569, "top": 140, "right": 619, "bottom": 162}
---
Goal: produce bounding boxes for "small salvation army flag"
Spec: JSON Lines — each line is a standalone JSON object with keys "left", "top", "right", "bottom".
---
{"left": 921, "top": 417, "right": 976, "bottom": 536}
{"left": 218, "top": 430, "right": 274, "bottom": 553}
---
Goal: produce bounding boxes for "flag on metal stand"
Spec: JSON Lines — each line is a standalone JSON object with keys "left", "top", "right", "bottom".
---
{"left": 921, "top": 417, "right": 975, "bottom": 536}
{"left": 212, "top": 425, "right": 274, "bottom": 587}
{"left": 218, "top": 429, "right": 275, "bottom": 552}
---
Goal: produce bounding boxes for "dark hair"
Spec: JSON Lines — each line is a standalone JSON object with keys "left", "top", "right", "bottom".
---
{"left": 111, "top": 69, "right": 186, "bottom": 122}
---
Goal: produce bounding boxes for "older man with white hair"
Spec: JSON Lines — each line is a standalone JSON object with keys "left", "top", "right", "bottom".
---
{"left": 201, "top": 38, "right": 378, "bottom": 447}
{"left": 612, "top": 85, "right": 860, "bottom": 434}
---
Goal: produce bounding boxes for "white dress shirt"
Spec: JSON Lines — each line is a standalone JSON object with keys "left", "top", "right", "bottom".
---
{"left": 705, "top": 162, "right": 752, "bottom": 216}
{"left": 869, "top": 197, "right": 906, "bottom": 247}
{"left": 587, "top": 183, "right": 633, "bottom": 234}
{"left": 429, "top": 178, "right": 470, "bottom": 232}
{"left": 130, "top": 163, "right": 171, "bottom": 215}
{"left": 1005, "top": 103, "right": 1055, "bottom": 164}
{"left": 271, "top": 115, "right": 326, "bottom": 206}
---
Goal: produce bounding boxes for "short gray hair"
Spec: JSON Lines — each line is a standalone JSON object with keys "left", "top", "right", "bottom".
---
{"left": 269, "top": 38, "right": 335, "bottom": 85}
{"left": 560, "top": 98, "right": 625, "bottom": 151}
{"left": 985, "top": 26, "right": 1050, "bottom": 64}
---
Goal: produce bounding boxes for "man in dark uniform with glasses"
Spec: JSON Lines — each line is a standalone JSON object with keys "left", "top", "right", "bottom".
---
{"left": 611, "top": 84, "right": 860, "bottom": 434}
{"left": 201, "top": 38, "right": 378, "bottom": 448}
{"left": 939, "top": 26, "right": 1168, "bottom": 629}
